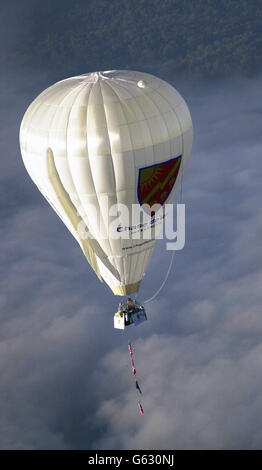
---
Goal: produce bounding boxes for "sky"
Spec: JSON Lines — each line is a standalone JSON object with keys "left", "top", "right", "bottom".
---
{"left": 1, "top": 2, "right": 262, "bottom": 450}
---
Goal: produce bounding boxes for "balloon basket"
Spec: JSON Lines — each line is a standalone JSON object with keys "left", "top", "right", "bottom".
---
{"left": 114, "top": 305, "right": 147, "bottom": 330}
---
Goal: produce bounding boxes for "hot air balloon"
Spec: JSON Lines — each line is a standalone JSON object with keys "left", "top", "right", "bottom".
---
{"left": 19, "top": 70, "right": 193, "bottom": 326}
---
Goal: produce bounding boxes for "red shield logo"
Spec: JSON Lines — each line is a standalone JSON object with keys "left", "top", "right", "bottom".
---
{"left": 137, "top": 156, "right": 182, "bottom": 213}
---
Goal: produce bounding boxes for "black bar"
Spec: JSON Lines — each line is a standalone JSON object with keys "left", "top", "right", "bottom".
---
{"left": 0, "top": 449, "right": 261, "bottom": 467}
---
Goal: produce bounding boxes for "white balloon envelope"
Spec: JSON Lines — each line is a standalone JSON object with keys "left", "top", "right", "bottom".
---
{"left": 20, "top": 70, "right": 193, "bottom": 296}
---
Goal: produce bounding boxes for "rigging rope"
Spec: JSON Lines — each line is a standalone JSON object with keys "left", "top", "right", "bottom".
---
{"left": 143, "top": 249, "right": 175, "bottom": 304}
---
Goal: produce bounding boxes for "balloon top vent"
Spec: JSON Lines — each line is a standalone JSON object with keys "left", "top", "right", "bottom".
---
{"left": 137, "top": 80, "right": 146, "bottom": 88}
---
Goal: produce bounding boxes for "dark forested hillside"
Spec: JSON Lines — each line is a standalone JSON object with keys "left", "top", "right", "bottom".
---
{"left": 9, "top": 0, "right": 261, "bottom": 78}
